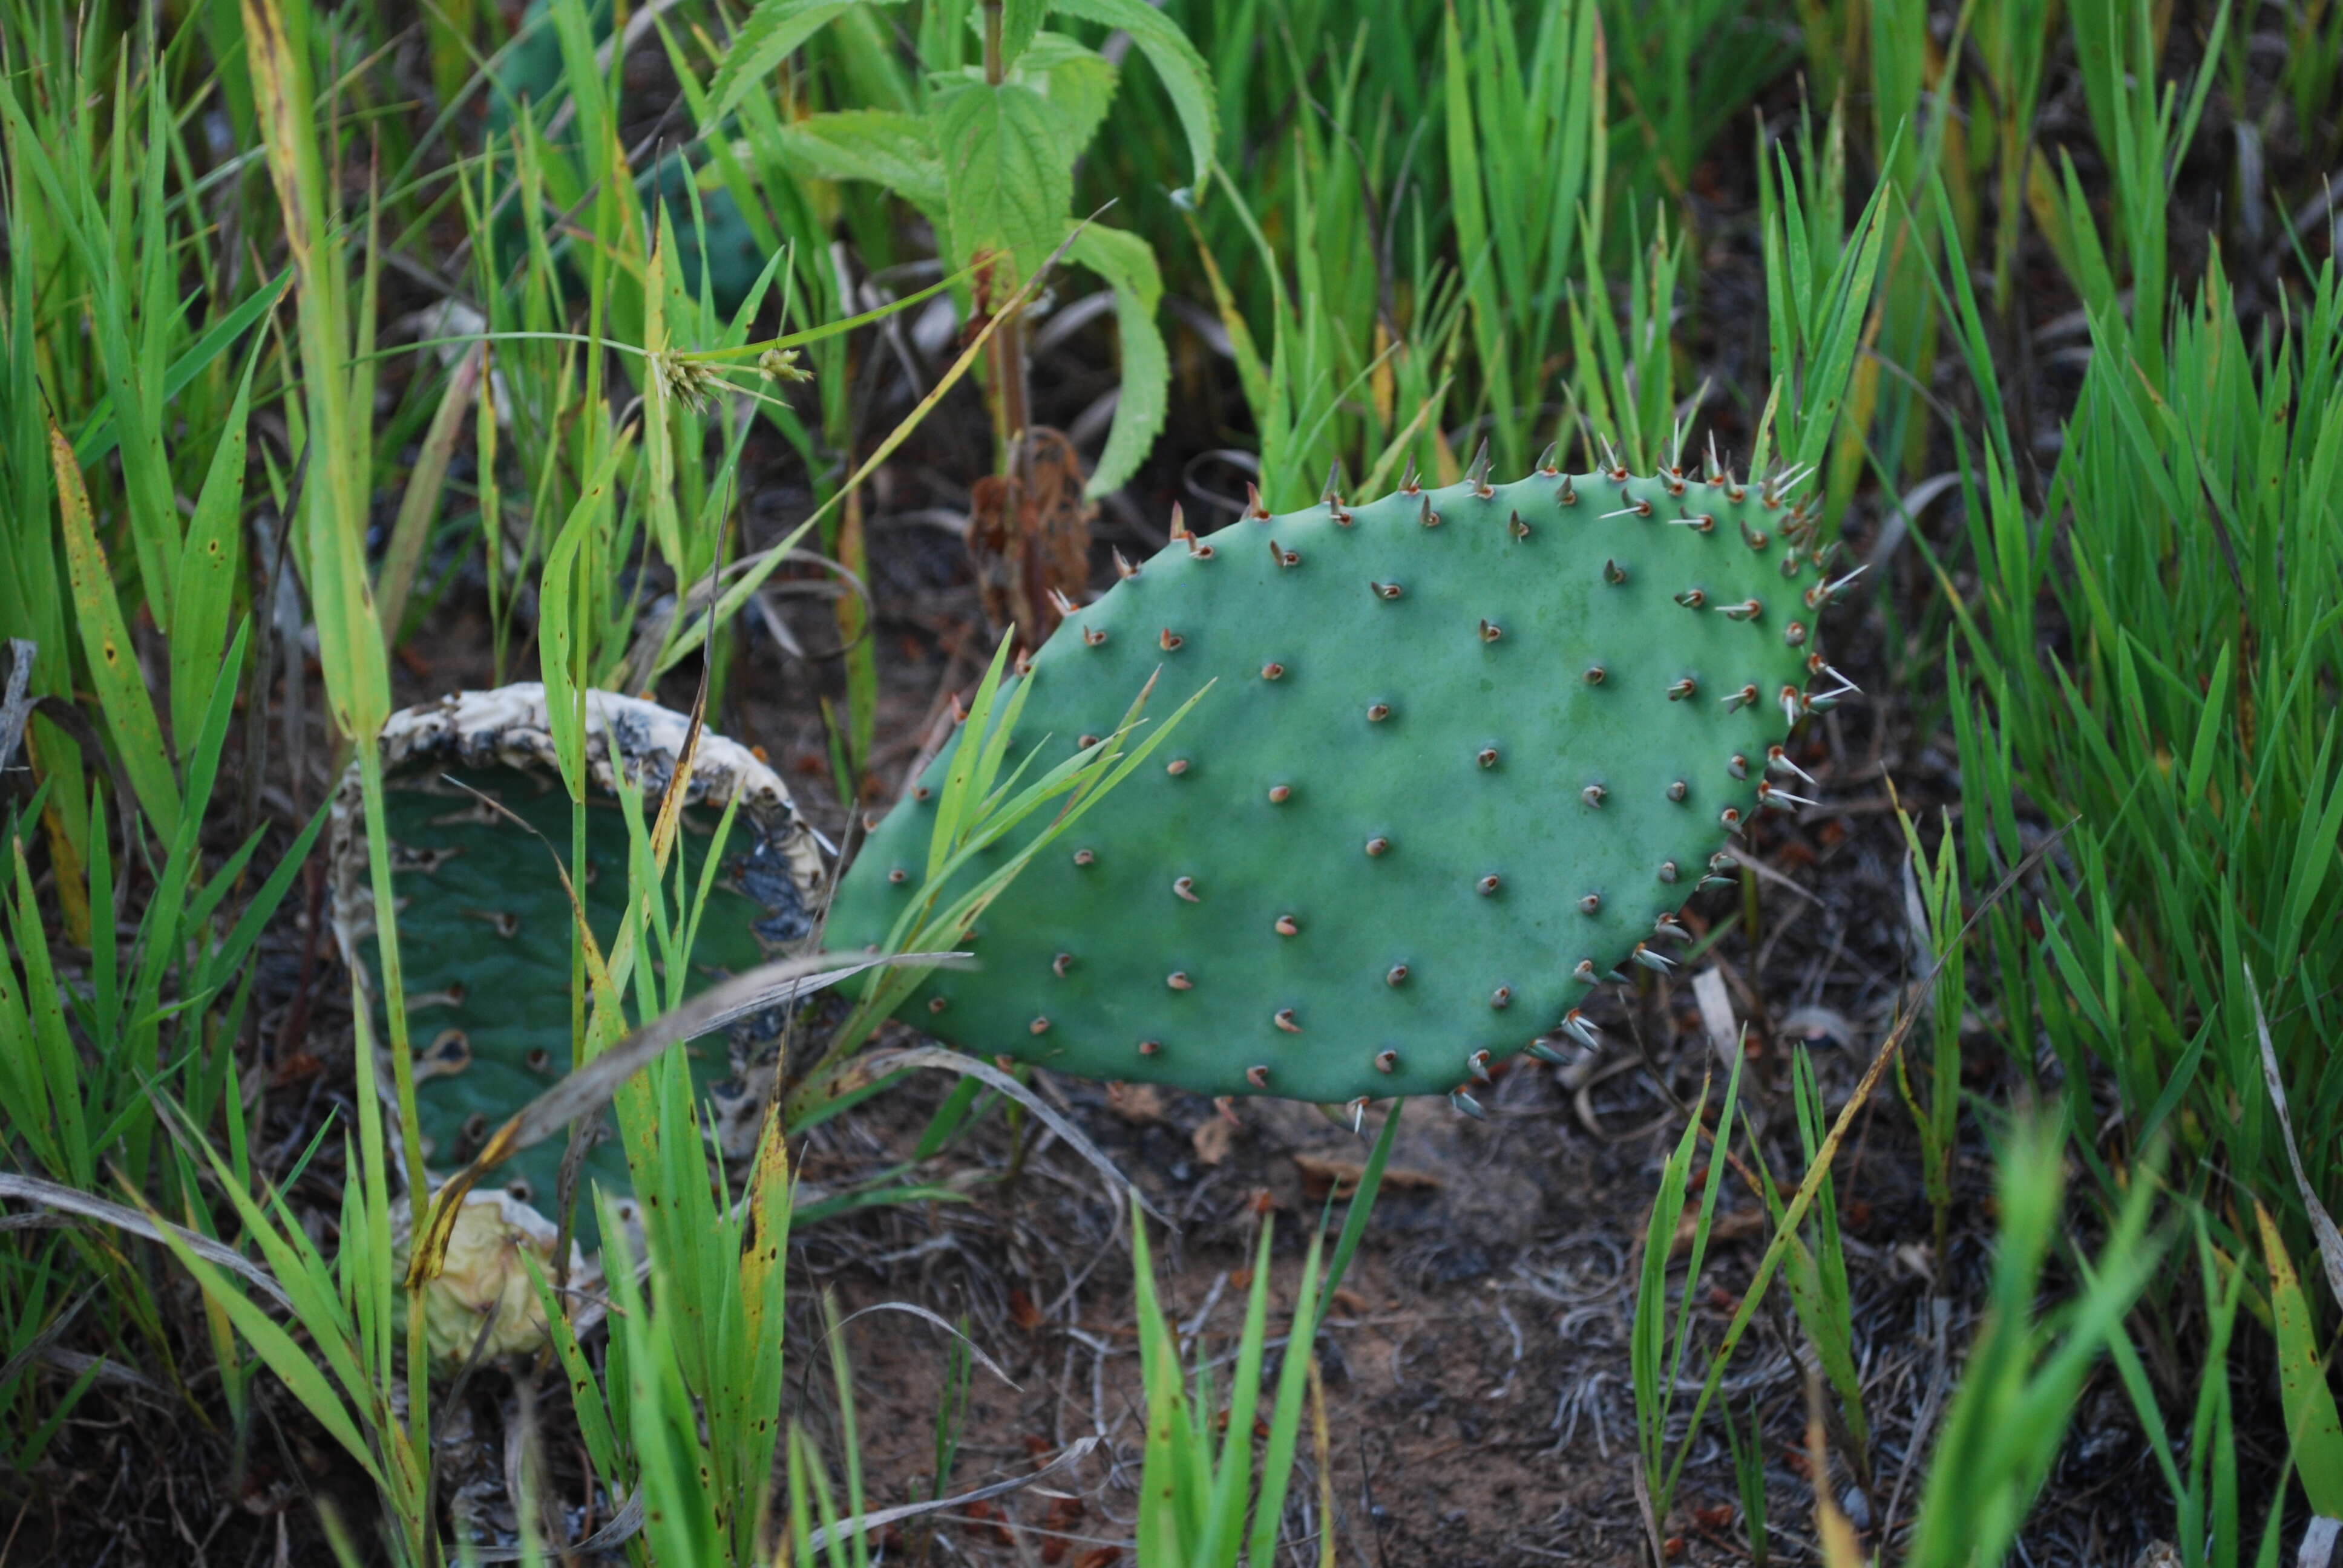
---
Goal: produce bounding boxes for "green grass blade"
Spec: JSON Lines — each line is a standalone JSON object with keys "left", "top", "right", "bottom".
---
{"left": 169, "top": 345, "right": 260, "bottom": 759}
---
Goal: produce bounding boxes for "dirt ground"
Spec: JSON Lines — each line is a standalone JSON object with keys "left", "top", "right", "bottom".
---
{"left": 768, "top": 883, "right": 2153, "bottom": 1568}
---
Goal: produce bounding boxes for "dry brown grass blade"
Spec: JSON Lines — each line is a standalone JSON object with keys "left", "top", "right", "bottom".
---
{"left": 2247, "top": 964, "right": 2343, "bottom": 1312}
{"left": 0, "top": 639, "right": 36, "bottom": 776}
{"left": 375, "top": 345, "right": 484, "bottom": 650}
{"left": 848, "top": 1045, "right": 1163, "bottom": 1222}
{"left": 1309, "top": 1354, "right": 1336, "bottom": 1568}
{"left": 824, "top": 1302, "right": 1021, "bottom": 1391}
{"left": 804, "top": 1434, "right": 1103, "bottom": 1553}
{"left": 0, "top": 1172, "right": 297, "bottom": 1313}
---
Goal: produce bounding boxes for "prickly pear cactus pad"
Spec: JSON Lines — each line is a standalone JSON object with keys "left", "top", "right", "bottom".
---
{"left": 825, "top": 449, "right": 1853, "bottom": 1105}
{"left": 329, "top": 686, "right": 828, "bottom": 1231}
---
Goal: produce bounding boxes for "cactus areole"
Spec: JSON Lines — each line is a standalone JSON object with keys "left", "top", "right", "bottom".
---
{"left": 827, "top": 451, "right": 1847, "bottom": 1103}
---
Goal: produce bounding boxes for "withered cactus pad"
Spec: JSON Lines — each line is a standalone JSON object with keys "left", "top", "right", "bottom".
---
{"left": 330, "top": 685, "right": 828, "bottom": 1233}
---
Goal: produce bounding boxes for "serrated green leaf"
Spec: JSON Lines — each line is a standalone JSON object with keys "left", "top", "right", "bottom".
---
{"left": 997, "top": 0, "right": 1046, "bottom": 70}
{"left": 751, "top": 109, "right": 945, "bottom": 211}
{"left": 936, "top": 80, "right": 1070, "bottom": 280}
{"left": 709, "top": 0, "right": 902, "bottom": 123}
{"left": 1083, "top": 198, "right": 1167, "bottom": 316}
{"left": 1021, "top": 33, "right": 1118, "bottom": 163}
{"left": 1067, "top": 226, "right": 1165, "bottom": 497}
{"left": 1048, "top": 0, "right": 1216, "bottom": 196}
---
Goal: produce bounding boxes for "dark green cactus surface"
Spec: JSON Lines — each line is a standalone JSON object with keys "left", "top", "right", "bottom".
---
{"left": 333, "top": 687, "right": 828, "bottom": 1240}
{"left": 825, "top": 452, "right": 1847, "bottom": 1104}
{"left": 384, "top": 777, "right": 767, "bottom": 1232}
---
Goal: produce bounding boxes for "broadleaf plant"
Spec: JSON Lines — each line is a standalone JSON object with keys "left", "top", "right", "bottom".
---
{"left": 709, "top": 0, "right": 1216, "bottom": 498}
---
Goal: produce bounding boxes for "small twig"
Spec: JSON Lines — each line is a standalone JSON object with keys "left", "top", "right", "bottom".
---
{"left": 806, "top": 1435, "right": 1104, "bottom": 1553}
{"left": 0, "top": 638, "right": 37, "bottom": 784}
{"left": 1881, "top": 1293, "right": 1952, "bottom": 1543}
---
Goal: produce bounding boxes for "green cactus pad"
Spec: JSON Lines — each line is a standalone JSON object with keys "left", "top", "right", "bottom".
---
{"left": 330, "top": 687, "right": 828, "bottom": 1236}
{"left": 825, "top": 453, "right": 1842, "bottom": 1103}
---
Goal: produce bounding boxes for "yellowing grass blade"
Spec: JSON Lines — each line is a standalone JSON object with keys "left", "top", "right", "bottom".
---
{"left": 47, "top": 418, "right": 180, "bottom": 838}
{"left": 2255, "top": 1201, "right": 2343, "bottom": 1519}
{"left": 242, "top": 0, "right": 390, "bottom": 750}
{"left": 374, "top": 345, "right": 483, "bottom": 650}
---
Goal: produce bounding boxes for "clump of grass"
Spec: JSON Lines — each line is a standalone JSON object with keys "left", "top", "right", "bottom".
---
{"left": 1895, "top": 1118, "right": 2163, "bottom": 1567}
{"left": 1126, "top": 1102, "right": 1397, "bottom": 1568}
{"left": 1639, "top": 1070, "right": 2169, "bottom": 1566}
{"left": 1631, "top": 1048, "right": 1745, "bottom": 1546}
{"left": 1942, "top": 196, "right": 2343, "bottom": 1312}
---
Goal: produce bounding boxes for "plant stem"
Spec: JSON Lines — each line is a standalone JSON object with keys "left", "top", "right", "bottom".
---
{"left": 981, "top": 1, "right": 1031, "bottom": 491}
